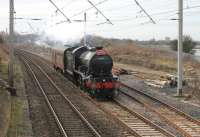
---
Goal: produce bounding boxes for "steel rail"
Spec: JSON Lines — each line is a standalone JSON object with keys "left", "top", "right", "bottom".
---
{"left": 120, "top": 82, "right": 200, "bottom": 137}
{"left": 21, "top": 55, "right": 101, "bottom": 137}
{"left": 22, "top": 57, "right": 69, "bottom": 137}
{"left": 113, "top": 99, "right": 176, "bottom": 137}
{"left": 16, "top": 50, "right": 195, "bottom": 136}
{"left": 17, "top": 49, "right": 135, "bottom": 137}
{"left": 84, "top": 93, "right": 175, "bottom": 137}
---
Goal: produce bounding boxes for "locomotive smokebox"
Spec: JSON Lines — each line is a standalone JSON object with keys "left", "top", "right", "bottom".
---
{"left": 78, "top": 47, "right": 113, "bottom": 76}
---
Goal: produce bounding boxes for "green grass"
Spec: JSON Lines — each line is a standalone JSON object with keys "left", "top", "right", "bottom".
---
{"left": 0, "top": 88, "right": 11, "bottom": 137}
{"left": 0, "top": 58, "right": 11, "bottom": 137}
{"left": 1, "top": 63, "right": 8, "bottom": 81}
{"left": 6, "top": 96, "right": 23, "bottom": 137}
{"left": 6, "top": 60, "right": 33, "bottom": 137}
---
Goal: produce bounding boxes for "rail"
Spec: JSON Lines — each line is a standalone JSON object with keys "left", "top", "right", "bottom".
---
{"left": 21, "top": 56, "right": 101, "bottom": 137}
{"left": 120, "top": 82, "right": 200, "bottom": 137}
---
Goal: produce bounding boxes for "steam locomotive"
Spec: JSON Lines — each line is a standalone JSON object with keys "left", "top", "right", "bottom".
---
{"left": 52, "top": 44, "right": 119, "bottom": 98}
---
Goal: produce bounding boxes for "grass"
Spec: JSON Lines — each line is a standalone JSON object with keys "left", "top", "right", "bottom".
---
{"left": 106, "top": 44, "right": 199, "bottom": 75}
{"left": 6, "top": 96, "right": 23, "bottom": 137}
{"left": 107, "top": 45, "right": 175, "bottom": 72}
{"left": 1, "top": 46, "right": 31, "bottom": 137}
{"left": 6, "top": 58, "right": 33, "bottom": 137}
{"left": 0, "top": 46, "right": 9, "bottom": 81}
{"left": 0, "top": 89, "right": 11, "bottom": 137}
{"left": 1, "top": 63, "right": 8, "bottom": 81}
{"left": 0, "top": 47, "right": 11, "bottom": 137}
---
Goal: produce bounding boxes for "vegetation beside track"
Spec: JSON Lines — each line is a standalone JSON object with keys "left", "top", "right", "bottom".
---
{"left": 0, "top": 46, "right": 11, "bottom": 137}
{"left": 0, "top": 45, "right": 33, "bottom": 137}
{"left": 106, "top": 44, "right": 198, "bottom": 74}
{"left": 6, "top": 58, "right": 33, "bottom": 137}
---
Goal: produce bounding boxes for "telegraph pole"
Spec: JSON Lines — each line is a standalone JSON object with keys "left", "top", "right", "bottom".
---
{"left": 9, "top": 0, "right": 14, "bottom": 92}
{"left": 177, "top": 0, "right": 183, "bottom": 96}
{"left": 84, "top": 13, "right": 87, "bottom": 46}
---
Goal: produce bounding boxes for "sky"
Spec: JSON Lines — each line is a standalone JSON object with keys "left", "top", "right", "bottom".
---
{"left": 0, "top": 0, "right": 200, "bottom": 42}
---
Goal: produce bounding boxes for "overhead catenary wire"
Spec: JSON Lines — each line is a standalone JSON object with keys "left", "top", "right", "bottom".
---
{"left": 49, "top": 0, "right": 109, "bottom": 26}
{"left": 48, "top": 2, "right": 200, "bottom": 29}
{"left": 98, "top": 4, "right": 200, "bottom": 22}
{"left": 87, "top": 0, "right": 113, "bottom": 25}
{"left": 91, "top": 4, "right": 200, "bottom": 23}
{"left": 85, "top": 5, "right": 200, "bottom": 34}
{"left": 71, "top": 0, "right": 109, "bottom": 18}
{"left": 55, "top": 0, "right": 79, "bottom": 14}
{"left": 10, "top": 0, "right": 200, "bottom": 38}
{"left": 23, "top": 3, "right": 200, "bottom": 26}
{"left": 46, "top": 0, "right": 200, "bottom": 27}
{"left": 53, "top": 1, "right": 174, "bottom": 25}
{"left": 48, "top": 0, "right": 71, "bottom": 23}
{"left": 134, "top": 0, "right": 156, "bottom": 24}
{"left": 47, "top": 5, "right": 200, "bottom": 31}
{"left": 15, "top": 17, "right": 43, "bottom": 21}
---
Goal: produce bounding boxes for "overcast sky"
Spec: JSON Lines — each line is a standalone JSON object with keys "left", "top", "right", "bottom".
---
{"left": 0, "top": 0, "right": 200, "bottom": 41}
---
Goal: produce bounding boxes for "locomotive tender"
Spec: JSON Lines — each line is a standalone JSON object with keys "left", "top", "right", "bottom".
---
{"left": 52, "top": 44, "right": 119, "bottom": 98}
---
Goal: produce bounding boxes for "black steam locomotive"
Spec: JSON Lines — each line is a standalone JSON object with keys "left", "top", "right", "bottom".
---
{"left": 52, "top": 45, "right": 119, "bottom": 98}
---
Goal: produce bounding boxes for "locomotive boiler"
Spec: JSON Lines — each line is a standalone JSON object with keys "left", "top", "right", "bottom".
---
{"left": 52, "top": 44, "right": 119, "bottom": 98}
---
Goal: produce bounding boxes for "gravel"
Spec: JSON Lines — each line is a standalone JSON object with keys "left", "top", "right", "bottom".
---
{"left": 19, "top": 57, "right": 62, "bottom": 137}
{"left": 120, "top": 75, "right": 200, "bottom": 119}
{"left": 23, "top": 50, "right": 136, "bottom": 137}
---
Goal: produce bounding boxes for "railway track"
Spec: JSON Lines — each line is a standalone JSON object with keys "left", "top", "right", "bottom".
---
{"left": 120, "top": 83, "right": 200, "bottom": 137}
{"left": 17, "top": 49, "right": 200, "bottom": 137}
{"left": 21, "top": 56, "right": 101, "bottom": 137}
{"left": 17, "top": 50, "right": 175, "bottom": 137}
{"left": 17, "top": 50, "right": 140, "bottom": 137}
{"left": 97, "top": 100, "right": 175, "bottom": 137}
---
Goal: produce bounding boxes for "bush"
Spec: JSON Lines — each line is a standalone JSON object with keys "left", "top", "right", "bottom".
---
{"left": 171, "top": 35, "right": 196, "bottom": 54}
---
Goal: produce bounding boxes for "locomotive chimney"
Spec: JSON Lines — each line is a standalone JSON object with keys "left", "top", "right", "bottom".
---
{"left": 96, "top": 46, "right": 103, "bottom": 50}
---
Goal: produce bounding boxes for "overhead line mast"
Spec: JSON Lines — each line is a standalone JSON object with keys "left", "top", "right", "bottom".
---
{"left": 9, "top": 0, "right": 14, "bottom": 91}
{"left": 84, "top": 13, "right": 87, "bottom": 47}
{"left": 177, "top": 0, "right": 183, "bottom": 96}
{"left": 71, "top": 0, "right": 108, "bottom": 18}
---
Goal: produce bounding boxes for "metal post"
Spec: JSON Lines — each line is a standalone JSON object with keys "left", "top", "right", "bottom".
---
{"left": 177, "top": 0, "right": 183, "bottom": 96}
{"left": 9, "top": 0, "right": 14, "bottom": 35}
{"left": 9, "top": 0, "right": 14, "bottom": 89}
{"left": 84, "top": 13, "right": 87, "bottom": 46}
